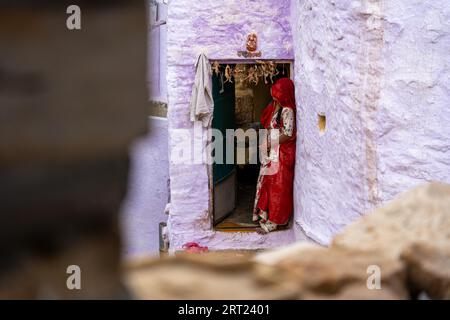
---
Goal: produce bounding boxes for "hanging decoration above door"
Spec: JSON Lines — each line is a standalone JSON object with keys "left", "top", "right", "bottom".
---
{"left": 211, "top": 61, "right": 287, "bottom": 86}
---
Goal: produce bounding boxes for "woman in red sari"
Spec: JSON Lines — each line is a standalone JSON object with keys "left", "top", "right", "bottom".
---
{"left": 253, "top": 78, "right": 296, "bottom": 234}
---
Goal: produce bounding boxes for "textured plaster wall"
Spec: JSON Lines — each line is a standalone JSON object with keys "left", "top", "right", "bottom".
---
{"left": 291, "top": 0, "right": 450, "bottom": 245}
{"left": 290, "top": 0, "right": 372, "bottom": 244}
{"left": 166, "top": 0, "right": 296, "bottom": 251}
{"left": 121, "top": 117, "right": 169, "bottom": 257}
{"left": 164, "top": 0, "right": 450, "bottom": 250}
{"left": 376, "top": 0, "right": 450, "bottom": 202}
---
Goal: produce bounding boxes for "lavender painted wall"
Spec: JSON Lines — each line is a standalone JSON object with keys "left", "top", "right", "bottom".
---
{"left": 166, "top": 0, "right": 296, "bottom": 252}
{"left": 290, "top": 0, "right": 371, "bottom": 245}
{"left": 132, "top": 0, "right": 450, "bottom": 253}
{"left": 121, "top": 117, "right": 169, "bottom": 257}
{"left": 291, "top": 0, "right": 450, "bottom": 245}
{"left": 376, "top": 0, "right": 450, "bottom": 202}
{"left": 148, "top": 1, "right": 168, "bottom": 102}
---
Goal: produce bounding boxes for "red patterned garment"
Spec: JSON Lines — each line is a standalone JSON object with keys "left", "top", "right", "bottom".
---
{"left": 253, "top": 78, "right": 296, "bottom": 233}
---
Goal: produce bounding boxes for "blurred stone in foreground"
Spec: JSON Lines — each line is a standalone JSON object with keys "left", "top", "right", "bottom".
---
{"left": 126, "top": 183, "right": 450, "bottom": 300}
{"left": 125, "top": 251, "right": 300, "bottom": 300}
{"left": 0, "top": 221, "right": 123, "bottom": 299}
{"left": 333, "top": 182, "right": 450, "bottom": 299}
{"left": 333, "top": 182, "right": 450, "bottom": 259}
{"left": 0, "top": 1, "right": 147, "bottom": 299}
{"left": 401, "top": 243, "right": 450, "bottom": 300}
{"left": 126, "top": 245, "right": 407, "bottom": 300}
{"left": 258, "top": 244, "right": 408, "bottom": 299}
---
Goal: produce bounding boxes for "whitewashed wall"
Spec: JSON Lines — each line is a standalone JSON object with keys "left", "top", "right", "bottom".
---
{"left": 154, "top": 0, "right": 450, "bottom": 251}
{"left": 122, "top": 1, "right": 169, "bottom": 257}
{"left": 148, "top": 0, "right": 168, "bottom": 102}
{"left": 291, "top": 0, "right": 450, "bottom": 244}
{"left": 122, "top": 118, "right": 169, "bottom": 257}
{"left": 290, "top": 0, "right": 370, "bottom": 244}
{"left": 376, "top": 0, "right": 450, "bottom": 202}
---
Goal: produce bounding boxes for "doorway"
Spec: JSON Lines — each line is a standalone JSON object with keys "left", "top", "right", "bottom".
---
{"left": 211, "top": 61, "right": 292, "bottom": 231}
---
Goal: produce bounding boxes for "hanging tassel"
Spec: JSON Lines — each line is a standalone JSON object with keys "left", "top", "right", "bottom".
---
{"left": 224, "top": 64, "right": 233, "bottom": 83}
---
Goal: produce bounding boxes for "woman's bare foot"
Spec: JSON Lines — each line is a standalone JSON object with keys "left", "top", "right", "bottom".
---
{"left": 256, "top": 227, "right": 268, "bottom": 235}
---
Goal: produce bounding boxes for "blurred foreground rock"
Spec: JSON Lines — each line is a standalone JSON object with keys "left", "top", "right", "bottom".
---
{"left": 333, "top": 182, "right": 450, "bottom": 299}
{"left": 0, "top": 1, "right": 147, "bottom": 299}
{"left": 259, "top": 245, "right": 408, "bottom": 299}
{"left": 0, "top": 221, "right": 124, "bottom": 299}
{"left": 332, "top": 182, "right": 450, "bottom": 259}
{"left": 401, "top": 243, "right": 450, "bottom": 299}
{"left": 126, "top": 183, "right": 450, "bottom": 300}
{"left": 126, "top": 251, "right": 300, "bottom": 300}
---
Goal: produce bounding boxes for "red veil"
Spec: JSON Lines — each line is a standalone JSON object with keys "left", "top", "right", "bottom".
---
{"left": 255, "top": 78, "right": 296, "bottom": 226}
{"left": 261, "top": 78, "right": 296, "bottom": 126}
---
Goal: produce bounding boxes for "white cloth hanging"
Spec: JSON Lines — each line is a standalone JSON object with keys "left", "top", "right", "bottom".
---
{"left": 189, "top": 53, "right": 213, "bottom": 127}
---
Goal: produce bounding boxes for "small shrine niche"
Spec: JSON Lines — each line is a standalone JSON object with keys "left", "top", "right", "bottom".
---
{"left": 237, "top": 33, "right": 262, "bottom": 58}
{"left": 318, "top": 114, "right": 326, "bottom": 133}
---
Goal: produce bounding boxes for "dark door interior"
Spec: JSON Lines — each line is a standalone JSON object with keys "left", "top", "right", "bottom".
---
{"left": 212, "top": 67, "right": 236, "bottom": 225}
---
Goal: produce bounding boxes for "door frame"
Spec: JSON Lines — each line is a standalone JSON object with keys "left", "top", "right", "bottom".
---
{"left": 207, "top": 59, "right": 295, "bottom": 229}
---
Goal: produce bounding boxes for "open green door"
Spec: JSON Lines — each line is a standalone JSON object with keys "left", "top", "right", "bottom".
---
{"left": 212, "top": 69, "right": 236, "bottom": 225}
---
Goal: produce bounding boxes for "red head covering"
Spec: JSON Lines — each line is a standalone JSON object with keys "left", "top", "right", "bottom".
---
{"left": 270, "top": 78, "right": 296, "bottom": 110}
{"left": 261, "top": 78, "right": 296, "bottom": 128}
